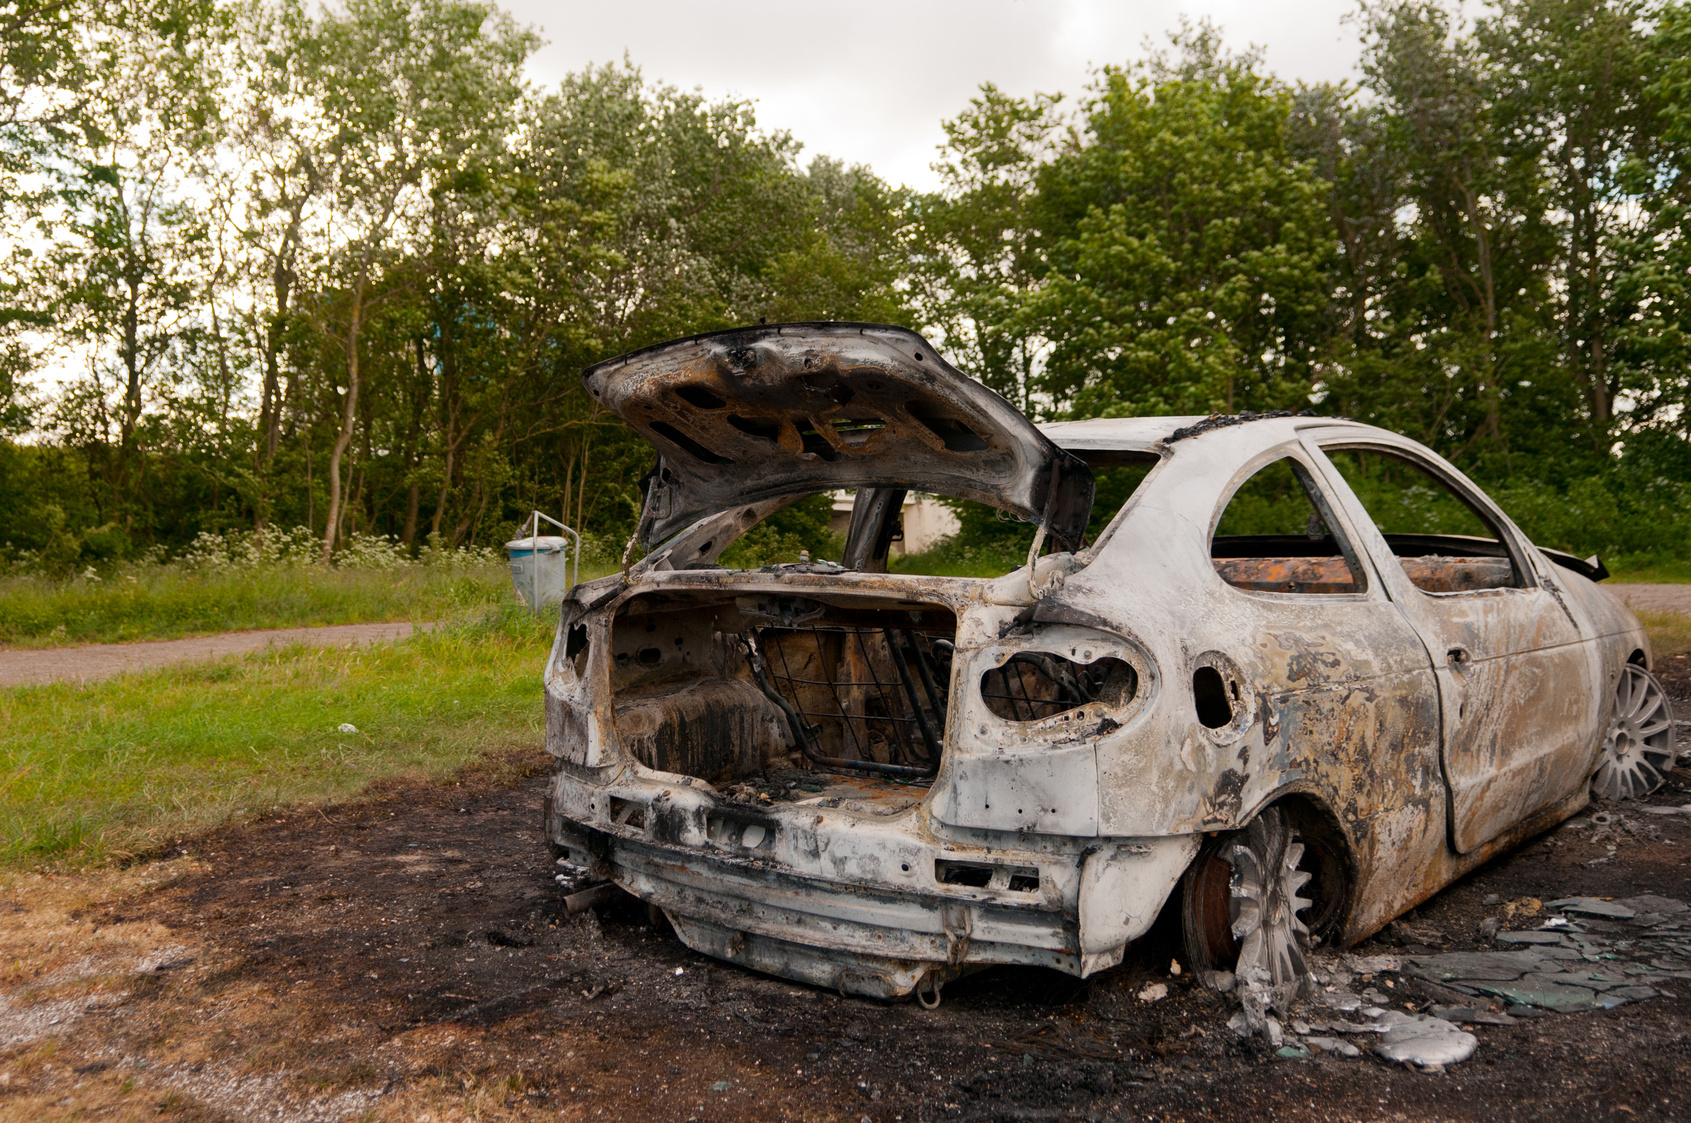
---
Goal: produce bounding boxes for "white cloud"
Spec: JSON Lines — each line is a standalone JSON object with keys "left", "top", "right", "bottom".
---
{"left": 500, "top": 0, "right": 1363, "bottom": 190}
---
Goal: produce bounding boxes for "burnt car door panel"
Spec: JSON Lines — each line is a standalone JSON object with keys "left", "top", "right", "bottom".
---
{"left": 1310, "top": 440, "right": 1600, "bottom": 854}
{"left": 1059, "top": 441, "right": 1445, "bottom": 918}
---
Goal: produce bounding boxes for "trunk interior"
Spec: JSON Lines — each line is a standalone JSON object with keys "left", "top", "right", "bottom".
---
{"left": 608, "top": 590, "right": 957, "bottom": 811}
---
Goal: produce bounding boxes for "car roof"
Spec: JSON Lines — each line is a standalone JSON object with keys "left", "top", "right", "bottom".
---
{"left": 1037, "top": 417, "right": 1203, "bottom": 450}
{"left": 1038, "top": 415, "right": 1392, "bottom": 456}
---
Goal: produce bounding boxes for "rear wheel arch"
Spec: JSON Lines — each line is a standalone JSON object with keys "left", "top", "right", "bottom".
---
{"left": 1178, "top": 793, "right": 1356, "bottom": 988}
{"left": 1271, "top": 794, "right": 1355, "bottom": 945}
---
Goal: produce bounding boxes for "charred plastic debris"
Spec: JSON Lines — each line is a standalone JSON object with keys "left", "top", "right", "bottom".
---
{"left": 1214, "top": 885, "right": 1691, "bottom": 1071}
{"left": 1203, "top": 795, "right": 1691, "bottom": 1069}
{"left": 541, "top": 322, "right": 1678, "bottom": 1074}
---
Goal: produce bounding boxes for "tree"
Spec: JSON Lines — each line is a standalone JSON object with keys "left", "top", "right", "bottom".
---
{"left": 291, "top": 0, "right": 536, "bottom": 560}
{"left": 1480, "top": 0, "right": 1662, "bottom": 450}
{"left": 912, "top": 85, "right": 1062, "bottom": 412}
{"left": 44, "top": 0, "right": 227, "bottom": 536}
{"left": 1026, "top": 25, "right": 1336, "bottom": 418}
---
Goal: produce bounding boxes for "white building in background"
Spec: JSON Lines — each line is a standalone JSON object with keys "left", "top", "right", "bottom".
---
{"left": 827, "top": 491, "right": 960, "bottom": 556}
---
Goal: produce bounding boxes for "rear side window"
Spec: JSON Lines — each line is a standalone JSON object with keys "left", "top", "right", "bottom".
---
{"left": 1322, "top": 446, "right": 1519, "bottom": 593}
{"left": 1211, "top": 456, "right": 1361, "bottom": 594}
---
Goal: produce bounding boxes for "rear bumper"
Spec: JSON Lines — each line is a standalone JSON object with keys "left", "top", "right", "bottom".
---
{"left": 545, "top": 770, "right": 1195, "bottom": 998}
{"left": 615, "top": 835, "right": 1075, "bottom": 997}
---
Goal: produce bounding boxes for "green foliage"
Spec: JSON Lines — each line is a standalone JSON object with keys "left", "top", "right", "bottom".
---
{"left": 0, "top": 7, "right": 912, "bottom": 569}
{"left": 1029, "top": 27, "right": 1337, "bottom": 419}
{"left": 3, "top": 2, "right": 1691, "bottom": 575}
{"left": 901, "top": 5, "right": 1691, "bottom": 569}
{"left": 718, "top": 493, "right": 843, "bottom": 568}
{"left": 898, "top": 458, "right": 1162, "bottom": 577}
{"left": 1214, "top": 458, "right": 1328, "bottom": 537}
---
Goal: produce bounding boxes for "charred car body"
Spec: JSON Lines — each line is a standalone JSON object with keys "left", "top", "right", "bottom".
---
{"left": 543, "top": 323, "right": 1676, "bottom": 1001}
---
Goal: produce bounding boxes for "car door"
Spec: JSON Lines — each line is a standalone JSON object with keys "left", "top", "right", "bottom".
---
{"left": 1305, "top": 436, "right": 1599, "bottom": 854}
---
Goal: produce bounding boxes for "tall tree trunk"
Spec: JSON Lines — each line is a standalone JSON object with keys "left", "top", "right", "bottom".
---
{"left": 260, "top": 202, "right": 304, "bottom": 468}
{"left": 400, "top": 336, "right": 429, "bottom": 547}
{"left": 321, "top": 278, "right": 365, "bottom": 563}
{"left": 428, "top": 318, "right": 458, "bottom": 544}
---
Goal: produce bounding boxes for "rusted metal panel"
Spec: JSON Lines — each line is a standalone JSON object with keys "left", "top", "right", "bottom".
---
{"left": 582, "top": 323, "right": 1093, "bottom": 550}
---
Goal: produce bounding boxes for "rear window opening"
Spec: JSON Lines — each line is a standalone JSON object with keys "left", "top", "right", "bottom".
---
{"left": 607, "top": 593, "right": 957, "bottom": 799}
{"left": 640, "top": 447, "right": 1161, "bottom": 578}
{"left": 889, "top": 450, "right": 1161, "bottom": 577}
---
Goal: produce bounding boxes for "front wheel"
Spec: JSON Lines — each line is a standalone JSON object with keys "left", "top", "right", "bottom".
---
{"left": 1181, "top": 806, "right": 1315, "bottom": 997}
{"left": 1591, "top": 663, "right": 1677, "bottom": 802}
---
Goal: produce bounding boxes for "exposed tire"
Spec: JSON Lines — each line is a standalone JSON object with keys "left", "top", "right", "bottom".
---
{"left": 1591, "top": 664, "right": 1677, "bottom": 802}
{"left": 1181, "top": 806, "right": 1316, "bottom": 992}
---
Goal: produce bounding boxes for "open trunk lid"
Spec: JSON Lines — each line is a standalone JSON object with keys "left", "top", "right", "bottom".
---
{"left": 583, "top": 323, "right": 1093, "bottom": 549}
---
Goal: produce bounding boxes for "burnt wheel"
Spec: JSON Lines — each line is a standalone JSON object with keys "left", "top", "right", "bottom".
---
{"left": 1591, "top": 663, "right": 1677, "bottom": 802}
{"left": 1181, "top": 806, "right": 1315, "bottom": 991}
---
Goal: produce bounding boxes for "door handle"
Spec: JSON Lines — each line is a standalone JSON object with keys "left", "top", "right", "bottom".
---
{"left": 1445, "top": 647, "right": 1471, "bottom": 721}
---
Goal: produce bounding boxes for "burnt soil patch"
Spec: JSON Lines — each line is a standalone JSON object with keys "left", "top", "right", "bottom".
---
{"left": 2, "top": 654, "right": 1690, "bottom": 1121}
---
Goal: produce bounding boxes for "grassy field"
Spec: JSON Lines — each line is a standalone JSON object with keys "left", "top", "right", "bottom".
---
{"left": 0, "top": 565, "right": 509, "bottom": 646}
{"left": 0, "top": 605, "right": 554, "bottom": 864}
{"left": 1640, "top": 610, "right": 1691, "bottom": 660}
{"left": 0, "top": 557, "right": 622, "bottom": 647}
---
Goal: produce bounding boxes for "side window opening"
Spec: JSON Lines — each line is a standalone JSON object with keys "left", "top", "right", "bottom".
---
{"left": 1321, "top": 447, "right": 1519, "bottom": 593}
{"left": 1211, "top": 456, "right": 1362, "bottom": 595}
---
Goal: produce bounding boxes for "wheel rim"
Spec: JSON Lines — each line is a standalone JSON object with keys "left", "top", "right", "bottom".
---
{"left": 1186, "top": 808, "right": 1314, "bottom": 987}
{"left": 1229, "top": 810, "right": 1314, "bottom": 985}
{"left": 1592, "top": 664, "right": 1677, "bottom": 802}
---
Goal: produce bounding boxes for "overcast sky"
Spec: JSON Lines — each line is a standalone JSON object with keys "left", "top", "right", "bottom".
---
{"left": 498, "top": 0, "right": 1365, "bottom": 192}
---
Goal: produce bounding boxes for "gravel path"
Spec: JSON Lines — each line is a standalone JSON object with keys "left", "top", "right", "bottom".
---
{"left": 1606, "top": 582, "right": 1691, "bottom": 615}
{"left": 0, "top": 621, "right": 426, "bottom": 687}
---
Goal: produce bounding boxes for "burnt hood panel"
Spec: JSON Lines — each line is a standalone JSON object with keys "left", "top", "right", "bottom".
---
{"left": 583, "top": 323, "right": 1094, "bottom": 550}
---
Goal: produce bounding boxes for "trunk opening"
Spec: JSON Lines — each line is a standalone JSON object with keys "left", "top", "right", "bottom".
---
{"left": 609, "top": 592, "right": 956, "bottom": 790}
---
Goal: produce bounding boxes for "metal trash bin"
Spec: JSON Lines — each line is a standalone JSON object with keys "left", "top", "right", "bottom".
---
{"left": 506, "top": 512, "right": 580, "bottom": 611}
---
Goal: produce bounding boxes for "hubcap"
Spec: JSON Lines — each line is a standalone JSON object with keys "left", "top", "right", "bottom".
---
{"left": 1592, "top": 664, "right": 1677, "bottom": 802}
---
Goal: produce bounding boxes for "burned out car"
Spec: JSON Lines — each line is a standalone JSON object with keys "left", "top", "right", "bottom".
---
{"left": 542, "top": 322, "right": 1676, "bottom": 1002}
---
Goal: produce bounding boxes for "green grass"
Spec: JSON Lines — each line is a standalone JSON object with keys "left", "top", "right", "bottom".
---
{"left": 0, "top": 605, "right": 555, "bottom": 865}
{"left": 1641, "top": 611, "right": 1691, "bottom": 661}
{"left": 889, "top": 544, "right": 1026, "bottom": 579}
{"left": 0, "top": 565, "right": 507, "bottom": 646}
{"left": 0, "top": 559, "right": 621, "bottom": 647}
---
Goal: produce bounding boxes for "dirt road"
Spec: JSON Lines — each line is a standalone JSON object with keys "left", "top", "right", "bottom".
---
{"left": 1, "top": 657, "right": 1690, "bottom": 1121}
{"left": 1607, "top": 583, "right": 1691, "bottom": 616}
{"left": 0, "top": 622, "right": 425, "bottom": 687}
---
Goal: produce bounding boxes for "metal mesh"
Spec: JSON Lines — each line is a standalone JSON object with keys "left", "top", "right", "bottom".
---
{"left": 758, "top": 625, "right": 949, "bottom": 775}
{"left": 978, "top": 653, "right": 1137, "bottom": 723}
